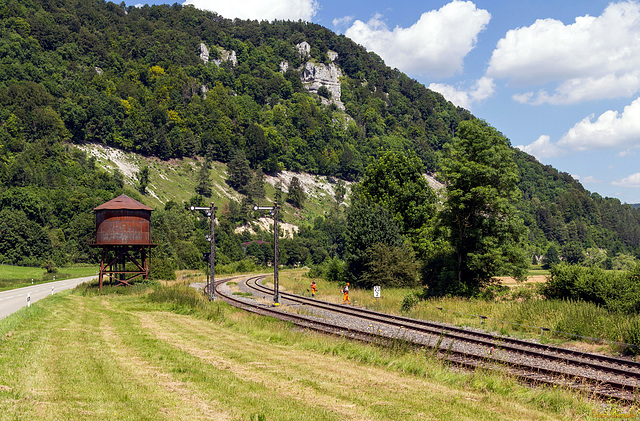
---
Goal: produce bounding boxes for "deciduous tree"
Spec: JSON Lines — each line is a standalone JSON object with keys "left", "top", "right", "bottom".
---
{"left": 355, "top": 150, "right": 436, "bottom": 257}
{"left": 344, "top": 200, "right": 405, "bottom": 284}
{"left": 438, "top": 119, "right": 528, "bottom": 295}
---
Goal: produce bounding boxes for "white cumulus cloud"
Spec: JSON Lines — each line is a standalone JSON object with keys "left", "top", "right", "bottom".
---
{"left": 513, "top": 72, "right": 640, "bottom": 106}
{"left": 558, "top": 97, "right": 640, "bottom": 151}
{"left": 488, "top": 1, "right": 640, "bottom": 104}
{"left": 573, "top": 175, "right": 602, "bottom": 184}
{"left": 429, "top": 77, "right": 495, "bottom": 109}
{"left": 344, "top": 1, "right": 490, "bottom": 78}
{"left": 183, "top": 0, "right": 318, "bottom": 21}
{"left": 332, "top": 15, "right": 354, "bottom": 32}
{"left": 613, "top": 173, "right": 640, "bottom": 187}
{"left": 518, "top": 97, "right": 640, "bottom": 160}
{"left": 516, "top": 135, "right": 563, "bottom": 159}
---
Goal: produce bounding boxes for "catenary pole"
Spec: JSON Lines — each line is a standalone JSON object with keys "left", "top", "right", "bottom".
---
{"left": 191, "top": 204, "right": 217, "bottom": 301}
{"left": 254, "top": 202, "right": 280, "bottom": 305}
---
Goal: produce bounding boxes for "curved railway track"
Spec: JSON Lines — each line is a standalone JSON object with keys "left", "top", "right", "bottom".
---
{"left": 214, "top": 275, "right": 640, "bottom": 403}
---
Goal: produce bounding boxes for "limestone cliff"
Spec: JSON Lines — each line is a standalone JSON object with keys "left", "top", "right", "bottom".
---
{"left": 295, "top": 42, "right": 345, "bottom": 110}
{"left": 200, "top": 41, "right": 343, "bottom": 109}
{"left": 199, "top": 43, "right": 237, "bottom": 67}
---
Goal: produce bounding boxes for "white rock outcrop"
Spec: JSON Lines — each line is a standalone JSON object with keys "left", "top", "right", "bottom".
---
{"left": 296, "top": 41, "right": 310, "bottom": 58}
{"left": 200, "top": 44, "right": 237, "bottom": 67}
{"left": 200, "top": 40, "right": 344, "bottom": 109}
{"left": 301, "top": 61, "right": 344, "bottom": 110}
{"left": 214, "top": 49, "right": 237, "bottom": 66}
{"left": 199, "top": 43, "right": 209, "bottom": 64}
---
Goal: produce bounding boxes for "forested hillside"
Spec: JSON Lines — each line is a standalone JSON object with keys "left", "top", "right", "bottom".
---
{"left": 0, "top": 0, "right": 469, "bottom": 177}
{"left": 1, "top": 0, "right": 640, "bottom": 276}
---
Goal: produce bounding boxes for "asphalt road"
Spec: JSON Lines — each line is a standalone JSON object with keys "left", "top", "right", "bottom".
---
{"left": 0, "top": 276, "right": 96, "bottom": 320}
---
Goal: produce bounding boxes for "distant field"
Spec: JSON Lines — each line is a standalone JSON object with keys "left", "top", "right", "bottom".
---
{"left": 0, "top": 265, "right": 45, "bottom": 281}
{"left": 0, "top": 265, "right": 98, "bottom": 291}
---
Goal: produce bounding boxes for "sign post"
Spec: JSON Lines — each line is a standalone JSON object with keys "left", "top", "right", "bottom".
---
{"left": 373, "top": 285, "right": 381, "bottom": 305}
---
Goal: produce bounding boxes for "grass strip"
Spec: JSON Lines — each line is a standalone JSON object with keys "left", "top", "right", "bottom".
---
{"left": 0, "top": 284, "right": 606, "bottom": 420}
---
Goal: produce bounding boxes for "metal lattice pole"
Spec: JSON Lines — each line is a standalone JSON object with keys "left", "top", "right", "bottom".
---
{"left": 191, "top": 204, "right": 217, "bottom": 301}
{"left": 273, "top": 205, "right": 279, "bottom": 304}
{"left": 254, "top": 203, "right": 280, "bottom": 305}
{"left": 209, "top": 203, "right": 216, "bottom": 301}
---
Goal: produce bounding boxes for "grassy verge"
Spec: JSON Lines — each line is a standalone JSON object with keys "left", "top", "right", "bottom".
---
{"left": 276, "top": 269, "right": 640, "bottom": 355}
{"left": 0, "top": 279, "right": 602, "bottom": 420}
{"left": 0, "top": 264, "right": 98, "bottom": 292}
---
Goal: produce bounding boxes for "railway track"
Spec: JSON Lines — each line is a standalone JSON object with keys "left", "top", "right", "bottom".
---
{"left": 215, "top": 275, "right": 640, "bottom": 403}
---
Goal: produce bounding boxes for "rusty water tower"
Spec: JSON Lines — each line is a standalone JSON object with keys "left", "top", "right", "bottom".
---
{"left": 90, "top": 194, "right": 156, "bottom": 290}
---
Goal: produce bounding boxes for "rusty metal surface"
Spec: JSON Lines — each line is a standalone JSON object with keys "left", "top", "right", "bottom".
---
{"left": 92, "top": 194, "right": 154, "bottom": 246}
{"left": 93, "top": 194, "right": 153, "bottom": 211}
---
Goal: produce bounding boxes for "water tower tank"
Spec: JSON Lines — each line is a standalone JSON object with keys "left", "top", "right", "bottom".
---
{"left": 93, "top": 194, "right": 154, "bottom": 246}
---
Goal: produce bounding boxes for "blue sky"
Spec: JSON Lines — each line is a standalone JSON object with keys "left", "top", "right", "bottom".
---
{"left": 127, "top": 0, "right": 640, "bottom": 204}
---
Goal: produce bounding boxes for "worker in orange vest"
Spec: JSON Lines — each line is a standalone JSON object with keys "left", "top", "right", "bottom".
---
{"left": 310, "top": 280, "right": 317, "bottom": 297}
{"left": 342, "top": 283, "right": 351, "bottom": 304}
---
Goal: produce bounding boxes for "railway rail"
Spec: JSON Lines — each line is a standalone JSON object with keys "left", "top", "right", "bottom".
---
{"left": 214, "top": 275, "right": 640, "bottom": 403}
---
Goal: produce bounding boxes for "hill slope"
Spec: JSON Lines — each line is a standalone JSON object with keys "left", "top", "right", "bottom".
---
{"left": 78, "top": 142, "right": 347, "bottom": 229}
{"left": 1, "top": 0, "right": 640, "bottom": 268}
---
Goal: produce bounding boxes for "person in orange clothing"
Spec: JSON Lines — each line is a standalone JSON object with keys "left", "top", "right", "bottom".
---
{"left": 310, "top": 280, "right": 317, "bottom": 297}
{"left": 342, "top": 283, "right": 350, "bottom": 304}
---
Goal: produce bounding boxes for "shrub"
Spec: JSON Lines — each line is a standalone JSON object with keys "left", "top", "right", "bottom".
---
{"left": 216, "top": 258, "right": 259, "bottom": 274}
{"left": 306, "top": 265, "right": 323, "bottom": 279}
{"left": 477, "top": 284, "right": 508, "bottom": 301}
{"left": 541, "top": 264, "right": 609, "bottom": 305}
{"left": 305, "top": 258, "right": 346, "bottom": 283}
{"left": 542, "top": 263, "right": 640, "bottom": 314}
{"left": 401, "top": 293, "right": 419, "bottom": 314}
{"left": 174, "top": 240, "right": 201, "bottom": 269}
{"left": 317, "top": 85, "right": 331, "bottom": 99}
{"left": 41, "top": 258, "right": 57, "bottom": 273}
{"left": 510, "top": 285, "right": 535, "bottom": 301}
{"left": 324, "top": 257, "right": 346, "bottom": 282}
{"left": 148, "top": 257, "right": 177, "bottom": 281}
{"left": 361, "top": 243, "right": 419, "bottom": 288}
{"left": 622, "top": 319, "right": 640, "bottom": 355}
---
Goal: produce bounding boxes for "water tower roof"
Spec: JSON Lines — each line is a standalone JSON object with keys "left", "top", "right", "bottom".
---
{"left": 94, "top": 194, "right": 153, "bottom": 211}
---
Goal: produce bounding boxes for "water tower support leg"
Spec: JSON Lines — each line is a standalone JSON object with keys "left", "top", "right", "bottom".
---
{"left": 99, "top": 249, "right": 106, "bottom": 291}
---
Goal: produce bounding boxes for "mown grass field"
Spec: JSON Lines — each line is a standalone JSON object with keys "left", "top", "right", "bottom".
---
{"left": 0, "top": 264, "right": 98, "bottom": 292}
{"left": 0, "top": 277, "right": 604, "bottom": 421}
